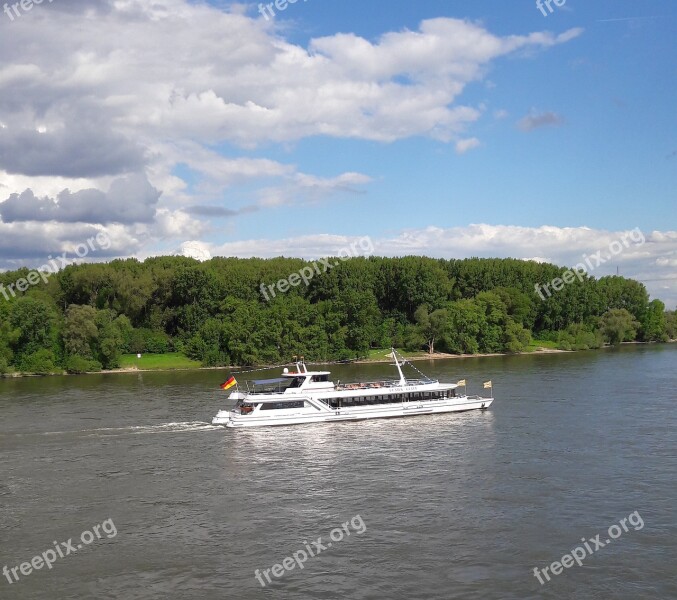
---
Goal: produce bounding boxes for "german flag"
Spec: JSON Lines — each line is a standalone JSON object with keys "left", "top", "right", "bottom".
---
{"left": 220, "top": 376, "right": 237, "bottom": 391}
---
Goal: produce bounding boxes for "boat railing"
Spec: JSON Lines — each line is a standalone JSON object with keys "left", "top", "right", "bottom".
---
{"left": 243, "top": 381, "right": 288, "bottom": 395}
{"left": 335, "top": 378, "right": 436, "bottom": 391}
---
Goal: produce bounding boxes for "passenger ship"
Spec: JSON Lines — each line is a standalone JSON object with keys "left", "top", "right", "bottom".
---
{"left": 212, "top": 350, "right": 493, "bottom": 428}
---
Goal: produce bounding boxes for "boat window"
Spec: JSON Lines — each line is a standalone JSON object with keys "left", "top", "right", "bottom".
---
{"left": 260, "top": 401, "right": 305, "bottom": 410}
{"left": 287, "top": 377, "right": 306, "bottom": 389}
{"left": 311, "top": 375, "right": 329, "bottom": 383}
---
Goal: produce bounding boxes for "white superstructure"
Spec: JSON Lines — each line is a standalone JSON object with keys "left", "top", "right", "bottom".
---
{"left": 212, "top": 350, "right": 493, "bottom": 428}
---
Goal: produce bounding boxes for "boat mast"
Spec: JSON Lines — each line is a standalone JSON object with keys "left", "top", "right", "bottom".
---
{"left": 391, "top": 348, "right": 406, "bottom": 385}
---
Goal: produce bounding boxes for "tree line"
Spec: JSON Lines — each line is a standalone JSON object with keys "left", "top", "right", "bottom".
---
{"left": 0, "top": 255, "right": 674, "bottom": 374}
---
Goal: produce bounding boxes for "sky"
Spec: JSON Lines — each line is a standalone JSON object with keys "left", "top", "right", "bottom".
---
{"left": 0, "top": 0, "right": 675, "bottom": 306}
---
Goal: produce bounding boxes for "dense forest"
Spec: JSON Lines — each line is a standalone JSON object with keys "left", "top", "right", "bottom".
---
{"left": 0, "top": 255, "right": 674, "bottom": 375}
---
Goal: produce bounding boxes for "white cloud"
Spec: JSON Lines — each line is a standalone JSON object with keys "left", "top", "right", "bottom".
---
{"left": 455, "top": 137, "right": 481, "bottom": 154}
{"left": 0, "top": 3, "right": 582, "bottom": 181}
{"left": 0, "top": 2, "right": 594, "bottom": 275}
{"left": 176, "top": 240, "right": 212, "bottom": 262}
{"left": 258, "top": 172, "right": 372, "bottom": 207}
{"left": 148, "top": 208, "right": 206, "bottom": 240}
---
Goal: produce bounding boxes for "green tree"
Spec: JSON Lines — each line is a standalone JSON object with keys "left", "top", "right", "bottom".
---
{"left": 95, "top": 310, "right": 127, "bottom": 369}
{"left": 503, "top": 320, "right": 531, "bottom": 353}
{"left": 445, "top": 299, "right": 485, "bottom": 354}
{"left": 19, "top": 348, "right": 57, "bottom": 375}
{"left": 556, "top": 323, "right": 603, "bottom": 351}
{"left": 414, "top": 305, "right": 449, "bottom": 354}
{"left": 8, "top": 297, "right": 59, "bottom": 364}
{"left": 493, "top": 286, "right": 536, "bottom": 330}
{"left": 640, "top": 299, "right": 668, "bottom": 342}
{"left": 599, "top": 308, "right": 640, "bottom": 346}
{"left": 63, "top": 304, "right": 98, "bottom": 358}
{"left": 0, "top": 302, "right": 16, "bottom": 370}
{"left": 597, "top": 276, "right": 649, "bottom": 322}
{"left": 666, "top": 310, "right": 677, "bottom": 340}
{"left": 336, "top": 289, "right": 381, "bottom": 356}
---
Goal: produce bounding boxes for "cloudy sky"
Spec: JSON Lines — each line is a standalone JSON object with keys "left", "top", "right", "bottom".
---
{"left": 0, "top": 0, "right": 675, "bottom": 305}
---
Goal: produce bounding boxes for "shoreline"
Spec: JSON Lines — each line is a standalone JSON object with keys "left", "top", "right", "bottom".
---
{"left": 7, "top": 343, "right": 674, "bottom": 379}
{"left": 352, "top": 347, "right": 569, "bottom": 364}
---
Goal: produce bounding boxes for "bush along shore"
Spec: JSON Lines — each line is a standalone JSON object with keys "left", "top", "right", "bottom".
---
{"left": 0, "top": 255, "right": 674, "bottom": 377}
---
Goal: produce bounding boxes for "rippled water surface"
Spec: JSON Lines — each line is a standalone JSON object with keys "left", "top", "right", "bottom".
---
{"left": 1, "top": 345, "right": 676, "bottom": 599}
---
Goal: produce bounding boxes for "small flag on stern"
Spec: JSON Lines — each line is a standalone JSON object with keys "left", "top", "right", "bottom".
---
{"left": 456, "top": 379, "right": 466, "bottom": 386}
{"left": 483, "top": 381, "right": 492, "bottom": 389}
{"left": 220, "top": 376, "right": 237, "bottom": 390}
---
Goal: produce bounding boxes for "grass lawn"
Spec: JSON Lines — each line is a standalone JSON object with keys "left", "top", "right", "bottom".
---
{"left": 119, "top": 352, "right": 202, "bottom": 370}
{"left": 526, "top": 339, "right": 560, "bottom": 352}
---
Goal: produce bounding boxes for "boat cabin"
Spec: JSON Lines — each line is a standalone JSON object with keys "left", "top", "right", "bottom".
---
{"left": 282, "top": 367, "right": 334, "bottom": 393}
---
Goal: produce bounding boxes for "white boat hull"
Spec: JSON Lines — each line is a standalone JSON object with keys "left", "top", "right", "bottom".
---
{"left": 213, "top": 396, "right": 493, "bottom": 428}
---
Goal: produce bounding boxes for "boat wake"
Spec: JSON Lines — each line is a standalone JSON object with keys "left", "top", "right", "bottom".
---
{"left": 95, "top": 421, "right": 222, "bottom": 436}
{"left": 32, "top": 421, "right": 222, "bottom": 438}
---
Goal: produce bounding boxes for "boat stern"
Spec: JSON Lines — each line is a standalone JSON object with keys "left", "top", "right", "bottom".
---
{"left": 212, "top": 409, "right": 232, "bottom": 426}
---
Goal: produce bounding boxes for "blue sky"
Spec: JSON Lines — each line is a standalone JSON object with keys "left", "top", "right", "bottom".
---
{"left": 0, "top": 0, "right": 675, "bottom": 304}
{"left": 218, "top": 0, "right": 676, "bottom": 237}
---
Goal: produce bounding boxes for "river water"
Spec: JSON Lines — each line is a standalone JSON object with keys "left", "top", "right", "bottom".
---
{"left": 1, "top": 345, "right": 675, "bottom": 599}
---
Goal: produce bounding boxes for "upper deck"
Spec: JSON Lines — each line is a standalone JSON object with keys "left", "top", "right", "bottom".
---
{"left": 233, "top": 349, "right": 455, "bottom": 400}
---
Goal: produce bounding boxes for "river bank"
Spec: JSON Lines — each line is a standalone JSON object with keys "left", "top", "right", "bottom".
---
{"left": 2, "top": 341, "right": 673, "bottom": 379}
{"left": 0, "top": 345, "right": 618, "bottom": 379}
